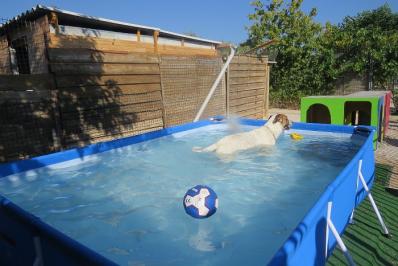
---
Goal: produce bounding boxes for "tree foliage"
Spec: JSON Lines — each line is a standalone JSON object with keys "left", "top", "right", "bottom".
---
{"left": 244, "top": 1, "right": 398, "bottom": 108}
{"left": 333, "top": 5, "right": 398, "bottom": 88}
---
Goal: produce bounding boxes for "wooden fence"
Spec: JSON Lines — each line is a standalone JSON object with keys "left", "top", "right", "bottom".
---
{"left": 0, "top": 52, "right": 269, "bottom": 162}
{"left": 228, "top": 55, "right": 269, "bottom": 119}
{"left": 47, "top": 48, "right": 164, "bottom": 147}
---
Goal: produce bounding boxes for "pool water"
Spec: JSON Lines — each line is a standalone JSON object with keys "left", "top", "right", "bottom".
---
{"left": 0, "top": 124, "right": 365, "bottom": 265}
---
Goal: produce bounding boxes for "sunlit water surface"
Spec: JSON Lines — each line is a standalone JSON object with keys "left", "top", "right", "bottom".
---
{"left": 0, "top": 124, "right": 365, "bottom": 265}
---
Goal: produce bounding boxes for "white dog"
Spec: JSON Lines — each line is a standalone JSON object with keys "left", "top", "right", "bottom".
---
{"left": 194, "top": 114, "right": 290, "bottom": 155}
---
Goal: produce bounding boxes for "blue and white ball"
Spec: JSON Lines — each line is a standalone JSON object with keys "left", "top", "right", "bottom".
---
{"left": 183, "top": 185, "right": 218, "bottom": 219}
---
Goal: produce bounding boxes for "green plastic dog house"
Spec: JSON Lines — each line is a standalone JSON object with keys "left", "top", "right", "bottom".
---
{"left": 301, "top": 91, "right": 391, "bottom": 147}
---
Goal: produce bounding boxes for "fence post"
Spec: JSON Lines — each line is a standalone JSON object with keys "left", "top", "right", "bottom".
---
{"left": 43, "top": 24, "right": 63, "bottom": 151}
{"left": 263, "top": 59, "right": 270, "bottom": 118}
{"left": 157, "top": 55, "right": 167, "bottom": 129}
{"left": 226, "top": 63, "right": 230, "bottom": 118}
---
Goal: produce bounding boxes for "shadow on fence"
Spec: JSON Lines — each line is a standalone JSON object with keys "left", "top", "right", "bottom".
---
{"left": 0, "top": 36, "right": 141, "bottom": 162}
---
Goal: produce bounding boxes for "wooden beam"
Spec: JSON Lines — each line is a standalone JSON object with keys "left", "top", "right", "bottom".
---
{"left": 48, "top": 34, "right": 154, "bottom": 53}
{"left": 240, "top": 39, "right": 277, "bottom": 55}
{"left": 226, "top": 66, "right": 230, "bottom": 117}
{"left": 48, "top": 34, "right": 217, "bottom": 57}
{"left": 153, "top": 30, "right": 159, "bottom": 53}
{"left": 137, "top": 30, "right": 141, "bottom": 42}
{"left": 55, "top": 74, "right": 161, "bottom": 88}
{"left": 0, "top": 74, "right": 54, "bottom": 91}
{"left": 58, "top": 83, "right": 161, "bottom": 96}
{"left": 181, "top": 39, "right": 185, "bottom": 47}
{"left": 47, "top": 48, "right": 160, "bottom": 64}
{"left": 50, "top": 62, "right": 160, "bottom": 75}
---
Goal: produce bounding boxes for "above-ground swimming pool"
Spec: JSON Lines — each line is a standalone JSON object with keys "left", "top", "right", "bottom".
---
{"left": 0, "top": 118, "right": 375, "bottom": 265}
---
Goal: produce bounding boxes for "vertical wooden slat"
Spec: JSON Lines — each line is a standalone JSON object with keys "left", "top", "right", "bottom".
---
{"left": 226, "top": 65, "right": 230, "bottom": 117}
{"left": 137, "top": 30, "right": 141, "bottom": 42}
{"left": 43, "top": 15, "right": 63, "bottom": 150}
{"left": 153, "top": 30, "right": 159, "bottom": 53}
{"left": 158, "top": 55, "right": 167, "bottom": 130}
{"left": 264, "top": 62, "right": 270, "bottom": 118}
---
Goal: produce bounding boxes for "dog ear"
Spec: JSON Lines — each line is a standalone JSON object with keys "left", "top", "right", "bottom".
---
{"left": 273, "top": 114, "right": 280, "bottom": 124}
{"left": 282, "top": 115, "right": 290, "bottom": 129}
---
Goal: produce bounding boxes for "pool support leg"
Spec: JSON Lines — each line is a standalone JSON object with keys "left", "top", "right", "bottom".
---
{"left": 357, "top": 160, "right": 390, "bottom": 237}
{"left": 325, "top": 201, "right": 331, "bottom": 258}
{"left": 326, "top": 202, "right": 356, "bottom": 266}
{"left": 349, "top": 160, "right": 361, "bottom": 225}
{"left": 33, "top": 236, "right": 43, "bottom": 266}
{"left": 350, "top": 159, "right": 364, "bottom": 224}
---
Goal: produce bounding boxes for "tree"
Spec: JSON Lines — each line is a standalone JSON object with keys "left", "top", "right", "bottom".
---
{"left": 244, "top": 1, "right": 398, "bottom": 107}
{"left": 245, "top": 0, "right": 337, "bottom": 107}
{"left": 333, "top": 5, "right": 398, "bottom": 89}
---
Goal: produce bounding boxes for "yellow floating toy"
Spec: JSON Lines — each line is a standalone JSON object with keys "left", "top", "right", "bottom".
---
{"left": 290, "top": 133, "right": 303, "bottom": 141}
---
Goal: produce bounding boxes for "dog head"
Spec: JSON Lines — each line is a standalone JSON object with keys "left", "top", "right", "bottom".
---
{"left": 272, "top": 114, "right": 290, "bottom": 130}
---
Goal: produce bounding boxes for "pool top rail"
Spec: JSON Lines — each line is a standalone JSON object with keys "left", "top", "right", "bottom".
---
{"left": 0, "top": 118, "right": 376, "bottom": 265}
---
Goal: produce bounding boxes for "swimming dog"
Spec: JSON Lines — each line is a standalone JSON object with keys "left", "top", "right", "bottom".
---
{"left": 194, "top": 114, "right": 290, "bottom": 155}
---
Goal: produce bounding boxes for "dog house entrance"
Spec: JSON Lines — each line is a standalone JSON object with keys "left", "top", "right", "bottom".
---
{"left": 306, "top": 104, "right": 331, "bottom": 124}
{"left": 344, "top": 101, "right": 371, "bottom": 126}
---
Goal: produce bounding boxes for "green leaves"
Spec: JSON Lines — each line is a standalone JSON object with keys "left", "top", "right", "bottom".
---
{"left": 335, "top": 5, "right": 398, "bottom": 87}
{"left": 245, "top": 0, "right": 331, "bottom": 107}
{"left": 243, "top": 1, "right": 398, "bottom": 107}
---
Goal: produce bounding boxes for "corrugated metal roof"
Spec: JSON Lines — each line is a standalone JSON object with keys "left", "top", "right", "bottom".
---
{"left": 0, "top": 5, "right": 222, "bottom": 45}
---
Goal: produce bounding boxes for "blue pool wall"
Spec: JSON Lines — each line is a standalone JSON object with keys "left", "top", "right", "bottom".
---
{"left": 0, "top": 118, "right": 375, "bottom": 265}
{"left": 269, "top": 124, "right": 375, "bottom": 265}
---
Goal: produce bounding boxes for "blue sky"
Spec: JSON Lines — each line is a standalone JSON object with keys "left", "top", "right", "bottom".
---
{"left": 1, "top": 1, "right": 397, "bottom": 44}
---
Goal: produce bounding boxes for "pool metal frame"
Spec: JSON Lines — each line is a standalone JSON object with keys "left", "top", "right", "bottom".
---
{"left": 0, "top": 118, "right": 386, "bottom": 265}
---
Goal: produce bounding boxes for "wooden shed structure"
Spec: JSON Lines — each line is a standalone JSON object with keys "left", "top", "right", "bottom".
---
{"left": 0, "top": 5, "right": 271, "bottom": 162}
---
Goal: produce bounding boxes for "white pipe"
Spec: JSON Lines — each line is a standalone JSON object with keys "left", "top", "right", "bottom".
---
{"left": 327, "top": 218, "right": 356, "bottom": 266}
{"left": 193, "top": 47, "right": 235, "bottom": 122}
{"left": 350, "top": 160, "right": 362, "bottom": 224}
{"left": 33, "top": 237, "right": 43, "bottom": 266}
{"left": 357, "top": 161, "right": 390, "bottom": 236}
{"left": 325, "top": 201, "right": 332, "bottom": 258}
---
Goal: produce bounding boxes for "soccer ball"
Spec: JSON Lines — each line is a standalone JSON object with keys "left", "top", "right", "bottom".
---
{"left": 183, "top": 185, "right": 218, "bottom": 219}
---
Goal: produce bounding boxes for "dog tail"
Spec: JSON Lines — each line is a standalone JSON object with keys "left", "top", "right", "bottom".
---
{"left": 192, "top": 144, "right": 217, "bottom": 153}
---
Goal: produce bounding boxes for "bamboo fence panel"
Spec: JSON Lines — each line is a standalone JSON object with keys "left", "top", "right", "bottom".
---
{"left": 160, "top": 55, "right": 226, "bottom": 126}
